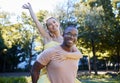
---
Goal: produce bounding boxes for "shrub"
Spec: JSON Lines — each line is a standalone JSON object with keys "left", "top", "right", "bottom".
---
{"left": 0, "top": 77, "right": 27, "bottom": 83}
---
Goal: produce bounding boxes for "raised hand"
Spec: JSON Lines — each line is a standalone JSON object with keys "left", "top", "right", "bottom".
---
{"left": 22, "top": 2, "right": 48, "bottom": 39}
{"left": 22, "top": 3, "right": 31, "bottom": 9}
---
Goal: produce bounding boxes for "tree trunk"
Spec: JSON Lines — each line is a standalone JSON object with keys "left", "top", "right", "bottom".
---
{"left": 28, "top": 45, "right": 32, "bottom": 72}
{"left": 117, "top": 46, "right": 120, "bottom": 72}
{"left": 29, "top": 53, "right": 32, "bottom": 71}
{"left": 28, "top": 36, "right": 34, "bottom": 72}
{"left": 105, "top": 60, "right": 108, "bottom": 71}
{"left": 91, "top": 39, "right": 98, "bottom": 75}
{"left": 3, "top": 54, "right": 6, "bottom": 72}
{"left": 88, "top": 55, "right": 91, "bottom": 74}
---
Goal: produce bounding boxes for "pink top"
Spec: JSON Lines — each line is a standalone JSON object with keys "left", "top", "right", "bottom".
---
{"left": 37, "top": 45, "right": 79, "bottom": 83}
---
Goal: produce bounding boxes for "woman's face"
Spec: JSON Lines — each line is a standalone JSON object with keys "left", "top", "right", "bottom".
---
{"left": 46, "top": 18, "right": 60, "bottom": 33}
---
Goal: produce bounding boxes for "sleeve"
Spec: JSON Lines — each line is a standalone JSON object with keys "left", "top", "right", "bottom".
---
{"left": 66, "top": 45, "right": 83, "bottom": 59}
{"left": 37, "top": 48, "right": 52, "bottom": 66}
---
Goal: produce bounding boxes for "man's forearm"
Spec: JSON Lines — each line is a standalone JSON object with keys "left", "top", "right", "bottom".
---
{"left": 31, "top": 70, "right": 39, "bottom": 83}
{"left": 31, "top": 61, "right": 44, "bottom": 83}
{"left": 31, "top": 62, "right": 40, "bottom": 83}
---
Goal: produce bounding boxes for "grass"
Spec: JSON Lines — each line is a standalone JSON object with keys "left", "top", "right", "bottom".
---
{"left": 0, "top": 77, "right": 28, "bottom": 83}
{"left": 77, "top": 74, "right": 120, "bottom": 83}
{"left": 0, "top": 74, "right": 120, "bottom": 83}
{"left": 80, "top": 78, "right": 120, "bottom": 83}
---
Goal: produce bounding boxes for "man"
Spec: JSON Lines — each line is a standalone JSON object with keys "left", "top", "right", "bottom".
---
{"left": 31, "top": 25, "right": 82, "bottom": 83}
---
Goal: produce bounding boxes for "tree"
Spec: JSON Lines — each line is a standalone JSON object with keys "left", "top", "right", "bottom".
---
{"left": 0, "top": 24, "right": 7, "bottom": 72}
{"left": 74, "top": 0, "right": 111, "bottom": 75}
{"left": 20, "top": 10, "right": 47, "bottom": 71}
{"left": 0, "top": 11, "right": 25, "bottom": 72}
{"left": 51, "top": 0, "right": 78, "bottom": 29}
{"left": 75, "top": 0, "right": 120, "bottom": 73}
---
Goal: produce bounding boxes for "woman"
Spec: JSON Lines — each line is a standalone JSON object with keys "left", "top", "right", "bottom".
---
{"left": 23, "top": 3, "right": 82, "bottom": 83}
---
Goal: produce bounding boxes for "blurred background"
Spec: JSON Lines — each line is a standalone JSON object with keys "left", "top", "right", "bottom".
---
{"left": 0, "top": 0, "right": 120, "bottom": 83}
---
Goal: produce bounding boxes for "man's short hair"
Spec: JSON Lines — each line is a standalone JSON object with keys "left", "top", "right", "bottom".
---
{"left": 64, "top": 25, "right": 77, "bottom": 33}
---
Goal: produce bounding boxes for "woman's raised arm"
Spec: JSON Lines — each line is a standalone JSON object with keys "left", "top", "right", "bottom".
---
{"left": 22, "top": 3, "right": 48, "bottom": 38}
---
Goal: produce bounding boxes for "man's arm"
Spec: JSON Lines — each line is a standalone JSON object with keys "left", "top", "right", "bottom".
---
{"left": 31, "top": 61, "right": 45, "bottom": 83}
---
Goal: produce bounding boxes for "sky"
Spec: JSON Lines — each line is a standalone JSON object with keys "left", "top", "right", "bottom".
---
{"left": 0, "top": 0, "right": 67, "bottom": 23}
{"left": 0, "top": 0, "right": 66, "bottom": 14}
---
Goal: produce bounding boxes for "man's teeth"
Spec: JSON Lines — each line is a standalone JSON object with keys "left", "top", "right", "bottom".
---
{"left": 68, "top": 40, "right": 73, "bottom": 43}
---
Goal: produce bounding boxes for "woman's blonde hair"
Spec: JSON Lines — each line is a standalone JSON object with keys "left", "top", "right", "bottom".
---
{"left": 44, "top": 17, "right": 63, "bottom": 35}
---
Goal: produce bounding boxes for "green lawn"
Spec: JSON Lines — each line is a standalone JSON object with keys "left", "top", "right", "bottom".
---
{"left": 78, "top": 74, "right": 120, "bottom": 83}
{"left": 0, "top": 74, "right": 120, "bottom": 83}
{"left": 0, "top": 77, "right": 28, "bottom": 83}
{"left": 80, "top": 79, "right": 120, "bottom": 83}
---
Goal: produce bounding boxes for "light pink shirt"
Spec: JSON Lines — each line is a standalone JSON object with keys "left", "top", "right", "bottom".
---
{"left": 37, "top": 46, "right": 79, "bottom": 83}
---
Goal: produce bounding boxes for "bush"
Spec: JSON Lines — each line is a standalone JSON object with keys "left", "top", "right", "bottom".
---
{"left": 0, "top": 77, "right": 27, "bottom": 83}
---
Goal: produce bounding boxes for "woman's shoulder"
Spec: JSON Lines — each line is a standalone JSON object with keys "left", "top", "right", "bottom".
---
{"left": 44, "top": 41, "right": 60, "bottom": 49}
{"left": 43, "top": 44, "right": 60, "bottom": 54}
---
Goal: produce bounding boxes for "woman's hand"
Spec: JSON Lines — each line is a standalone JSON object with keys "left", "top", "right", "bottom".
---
{"left": 22, "top": 3, "right": 31, "bottom": 9}
{"left": 52, "top": 48, "right": 82, "bottom": 61}
{"left": 52, "top": 50, "right": 67, "bottom": 61}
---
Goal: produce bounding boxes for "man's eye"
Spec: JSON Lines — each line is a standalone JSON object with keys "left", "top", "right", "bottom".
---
{"left": 74, "top": 34, "right": 78, "bottom": 37}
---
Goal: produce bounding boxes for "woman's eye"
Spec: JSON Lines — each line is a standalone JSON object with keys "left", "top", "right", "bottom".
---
{"left": 48, "top": 23, "right": 52, "bottom": 26}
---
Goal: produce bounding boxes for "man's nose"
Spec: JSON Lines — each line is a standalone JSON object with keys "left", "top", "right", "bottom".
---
{"left": 69, "top": 35, "right": 74, "bottom": 39}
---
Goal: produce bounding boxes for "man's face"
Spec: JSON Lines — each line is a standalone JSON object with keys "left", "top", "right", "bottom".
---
{"left": 63, "top": 27, "right": 78, "bottom": 47}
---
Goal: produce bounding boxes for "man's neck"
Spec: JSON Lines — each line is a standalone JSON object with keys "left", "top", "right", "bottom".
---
{"left": 60, "top": 44, "right": 72, "bottom": 52}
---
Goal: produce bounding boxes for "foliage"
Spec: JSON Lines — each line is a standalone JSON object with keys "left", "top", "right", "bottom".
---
{"left": 36, "top": 10, "right": 48, "bottom": 22}
{"left": 0, "top": 11, "right": 24, "bottom": 72}
{"left": 52, "top": 0, "right": 78, "bottom": 29}
{"left": 0, "top": 0, "right": 120, "bottom": 72}
{"left": 0, "top": 77, "right": 27, "bottom": 83}
{"left": 0, "top": 10, "right": 47, "bottom": 72}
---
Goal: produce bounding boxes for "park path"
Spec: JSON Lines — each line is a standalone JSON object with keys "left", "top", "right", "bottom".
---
{"left": 0, "top": 72, "right": 31, "bottom": 77}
